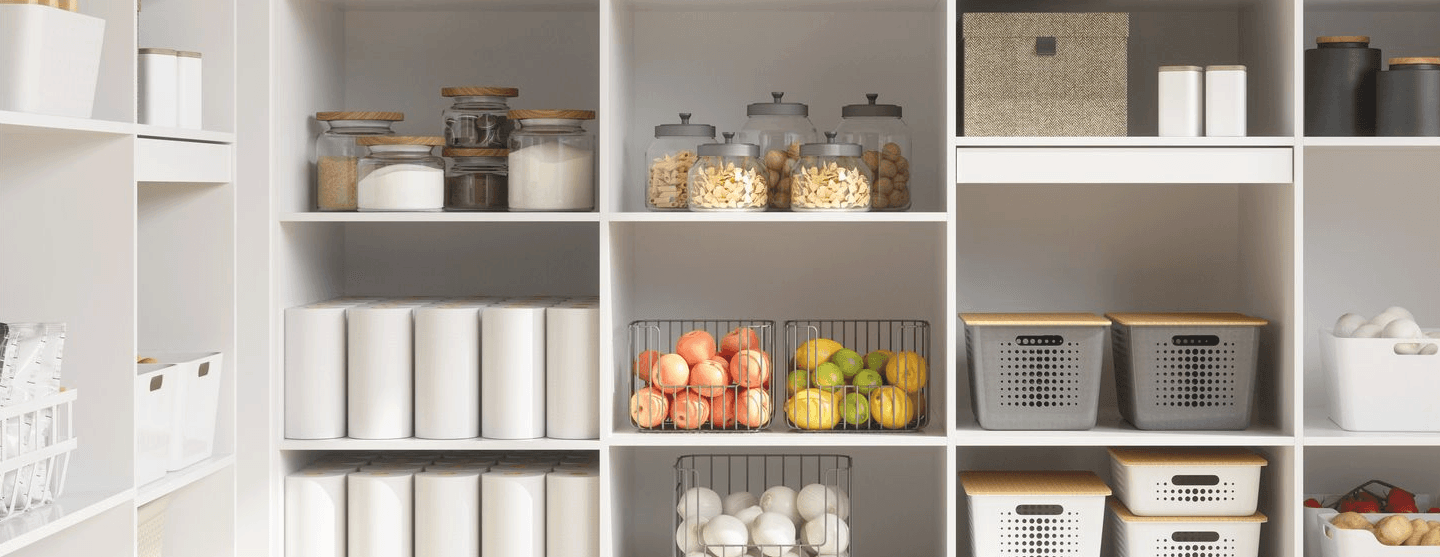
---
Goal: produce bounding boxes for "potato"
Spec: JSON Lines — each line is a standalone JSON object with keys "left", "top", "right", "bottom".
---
{"left": 1377, "top": 515, "right": 1414, "bottom": 546}
{"left": 1423, "top": 528, "right": 1440, "bottom": 546}
{"left": 1407, "top": 519, "right": 1431, "bottom": 545}
{"left": 1331, "top": 512, "right": 1373, "bottom": 530}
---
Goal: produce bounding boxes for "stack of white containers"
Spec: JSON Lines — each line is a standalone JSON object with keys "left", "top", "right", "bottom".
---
{"left": 285, "top": 452, "right": 599, "bottom": 557}
{"left": 283, "top": 296, "right": 600, "bottom": 441}
{"left": 1107, "top": 448, "right": 1269, "bottom": 557}
{"left": 138, "top": 47, "right": 202, "bottom": 129}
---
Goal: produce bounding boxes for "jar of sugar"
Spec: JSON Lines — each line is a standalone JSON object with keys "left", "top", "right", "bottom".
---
{"left": 507, "top": 109, "right": 596, "bottom": 211}
{"left": 355, "top": 136, "right": 446, "bottom": 211}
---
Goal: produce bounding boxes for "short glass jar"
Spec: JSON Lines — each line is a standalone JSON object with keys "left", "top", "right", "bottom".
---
{"left": 645, "top": 112, "right": 714, "bottom": 211}
{"left": 443, "top": 148, "right": 508, "bottom": 211}
{"left": 737, "top": 92, "right": 818, "bottom": 210}
{"left": 688, "top": 132, "right": 767, "bottom": 212}
{"left": 835, "top": 94, "right": 911, "bottom": 210}
{"left": 441, "top": 86, "right": 519, "bottom": 148}
{"left": 313, "top": 111, "right": 403, "bottom": 211}
{"left": 508, "top": 109, "right": 596, "bottom": 211}
{"left": 790, "top": 132, "right": 873, "bottom": 212}
{"left": 356, "top": 136, "right": 446, "bottom": 211}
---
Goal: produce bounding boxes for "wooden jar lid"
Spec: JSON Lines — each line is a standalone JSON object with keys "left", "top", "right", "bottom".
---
{"left": 139, "top": 47, "right": 178, "bottom": 56}
{"left": 1318, "top": 35, "right": 1370, "bottom": 44}
{"left": 508, "top": 109, "right": 596, "bottom": 120}
{"left": 441, "top": 86, "right": 519, "bottom": 97}
{"left": 1159, "top": 65, "right": 1203, "bottom": 72}
{"left": 1391, "top": 57, "right": 1440, "bottom": 66}
{"left": 316, "top": 111, "right": 404, "bottom": 121}
{"left": 960, "top": 313, "right": 1111, "bottom": 327}
{"left": 176, "top": 51, "right": 202, "bottom": 59}
{"left": 357, "top": 136, "right": 445, "bottom": 146}
{"left": 442, "top": 148, "right": 509, "bottom": 157}
{"left": 1206, "top": 65, "right": 1248, "bottom": 72}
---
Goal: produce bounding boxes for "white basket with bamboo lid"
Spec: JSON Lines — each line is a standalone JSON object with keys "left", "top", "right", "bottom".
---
{"left": 1109, "top": 447, "right": 1267, "bottom": 517}
{"left": 1108, "top": 498, "right": 1266, "bottom": 557}
{"left": 961, "top": 470, "right": 1112, "bottom": 557}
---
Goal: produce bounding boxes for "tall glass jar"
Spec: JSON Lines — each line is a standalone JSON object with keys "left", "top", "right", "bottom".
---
{"left": 507, "top": 109, "right": 596, "bottom": 211}
{"left": 688, "top": 132, "right": 767, "bottom": 212}
{"left": 441, "top": 86, "right": 519, "bottom": 148}
{"left": 355, "top": 136, "right": 446, "bottom": 212}
{"left": 736, "top": 92, "right": 817, "bottom": 210}
{"left": 835, "top": 94, "right": 911, "bottom": 210}
{"left": 645, "top": 113, "right": 714, "bottom": 211}
{"left": 444, "top": 148, "right": 508, "bottom": 211}
{"left": 790, "top": 132, "right": 873, "bottom": 212}
{"left": 313, "top": 111, "right": 403, "bottom": 211}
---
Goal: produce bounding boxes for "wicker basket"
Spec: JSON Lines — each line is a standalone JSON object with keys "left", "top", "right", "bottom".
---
{"left": 963, "top": 12, "right": 1129, "bottom": 137}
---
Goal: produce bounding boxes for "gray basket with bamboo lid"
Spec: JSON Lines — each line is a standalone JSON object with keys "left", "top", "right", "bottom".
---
{"left": 962, "top": 313, "right": 1111, "bottom": 431}
{"left": 1107, "top": 312, "right": 1268, "bottom": 430}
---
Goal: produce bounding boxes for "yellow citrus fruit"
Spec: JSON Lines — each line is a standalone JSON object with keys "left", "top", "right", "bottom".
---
{"left": 884, "top": 351, "right": 928, "bottom": 394}
{"left": 869, "top": 386, "right": 914, "bottom": 429}
{"left": 794, "top": 338, "right": 844, "bottom": 371}
{"left": 786, "top": 388, "right": 840, "bottom": 430}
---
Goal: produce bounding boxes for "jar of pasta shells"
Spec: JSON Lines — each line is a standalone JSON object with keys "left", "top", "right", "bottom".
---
{"left": 790, "top": 132, "right": 873, "bottom": 212}
{"left": 688, "top": 132, "right": 767, "bottom": 211}
{"left": 835, "top": 94, "right": 911, "bottom": 210}
{"left": 737, "top": 92, "right": 818, "bottom": 210}
{"left": 645, "top": 113, "right": 714, "bottom": 210}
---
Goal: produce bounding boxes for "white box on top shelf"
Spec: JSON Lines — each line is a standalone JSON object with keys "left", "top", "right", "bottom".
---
{"left": 0, "top": 4, "right": 105, "bottom": 119}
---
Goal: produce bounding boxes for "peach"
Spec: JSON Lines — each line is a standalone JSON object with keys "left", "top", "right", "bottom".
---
{"left": 719, "top": 327, "right": 762, "bottom": 359}
{"left": 675, "top": 330, "right": 717, "bottom": 366}
{"left": 708, "top": 389, "right": 739, "bottom": 428}
{"left": 708, "top": 354, "right": 729, "bottom": 367}
{"left": 634, "top": 350, "right": 662, "bottom": 383}
{"left": 735, "top": 388, "right": 772, "bottom": 428}
{"left": 629, "top": 386, "right": 670, "bottom": 428}
{"left": 689, "top": 359, "right": 730, "bottom": 397}
{"left": 652, "top": 353, "right": 691, "bottom": 394}
{"left": 671, "top": 390, "right": 711, "bottom": 430}
{"left": 728, "top": 349, "right": 771, "bottom": 388}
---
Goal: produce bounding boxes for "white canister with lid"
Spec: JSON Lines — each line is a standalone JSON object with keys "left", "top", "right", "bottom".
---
{"left": 1158, "top": 66, "right": 1203, "bottom": 137}
{"left": 176, "top": 50, "right": 202, "bottom": 129}
{"left": 138, "top": 48, "right": 177, "bottom": 127}
{"left": 1205, "top": 65, "right": 1247, "bottom": 137}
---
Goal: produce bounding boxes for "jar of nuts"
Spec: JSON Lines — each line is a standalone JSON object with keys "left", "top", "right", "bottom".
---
{"left": 688, "top": 132, "right": 767, "bottom": 212}
{"left": 790, "top": 132, "right": 873, "bottom": 212}
{"left": 645, "top": 113, "right": 714, "bottom": 210}
{"left": 737, "top": 92, "right": 818, "bottom": 210}
{"left": 836, "top": 94, "right": 912, "bottom": 210}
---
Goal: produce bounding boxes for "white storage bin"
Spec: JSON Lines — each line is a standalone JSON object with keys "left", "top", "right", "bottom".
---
{"left": 1321, "top": 329, "right": 1440, "bottom": 431}
{"left": 1109, "top": 499, "right": 1266, "bottom": 557}
{"left": 961, "top": 470, "right": 1111, "bottom": 557}
{"left": 0, "top": 4, "right": 105, "bottom": 118}
{"left": 1109, "top": 447, "right": 1266, "bottom": 517}
{"left": 135, "top": 364, "right": 176, "bottom": 486}
{"left": 1303, "top": 494, "right": 1436, "bottom": 557}
{"left": 1316, "top": 510, "right": 1440, "bottom": 557}
{"left": 142, "top": 352, "right": 223, "bottom": 470}
{"left": 0, "top": 389, "right": 77, "bottom": 519}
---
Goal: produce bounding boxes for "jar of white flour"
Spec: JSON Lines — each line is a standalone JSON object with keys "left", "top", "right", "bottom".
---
{"left": 507, "top": 109, "right": 596, "bottom": 211}
{"left": 356, "top": 136, "right": 446, "bottom": 211}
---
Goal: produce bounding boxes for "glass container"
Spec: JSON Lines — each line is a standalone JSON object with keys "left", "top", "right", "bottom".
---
{"left": 441, "top": 86, "right": 519, "bottom": 148}
{"left": 645, "top": 112, "right": 714, "bottom": 210}
{"left": 443, "top": 148, "right": 508, "bottom": 211}
{"left": 737, "top": 92, "right": 818, "bottom": 209}
{"left": 355, "top": 136, "right": 446, "bottom": 211}
{"left": 313, "top": 111, "right": 402, "bottom": 211}
{"left": 834, "top": 94, "right": 911, "bottom": 210}
{"left": 789, "top": 132, "right": 872, "bottom": 212}
{"left": 688, "top": 132, "right": 767, "bottom": 212}
{"left": 507, "top": 109, "right": 597, "bottom": 211}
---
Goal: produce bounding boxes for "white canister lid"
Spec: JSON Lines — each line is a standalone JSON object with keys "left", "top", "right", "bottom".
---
{"left": 1159, "top": 65, "right": 1203, "bottom": 72}
{"left": 1205, "top": 65, "right": 1247, "bottom": 72}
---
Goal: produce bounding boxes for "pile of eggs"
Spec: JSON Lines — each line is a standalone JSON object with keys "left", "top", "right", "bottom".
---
{"left": 676, "top": 484, "right": 852, "bottom": 557}
{"left": 1333, "top": 306, "right": 1440, "bottom": 354}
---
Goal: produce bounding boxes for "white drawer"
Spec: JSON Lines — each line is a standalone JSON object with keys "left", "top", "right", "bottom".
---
{"left": 136, "top": 138, "right": 232, "bottom": 183}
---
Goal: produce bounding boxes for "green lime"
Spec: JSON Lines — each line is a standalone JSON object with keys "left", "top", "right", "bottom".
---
{"left": 813, "top": 362, "right": 845, "bottom": 390}
{"left": 841, "top": 392, "right": 870, "bottom": 425}
{"left": 786, "top": 370, "right": 810, "bottom": 394}
{"left": 852, "top": 369, "right": 884, "bottom": 396}
{"left": 864, "top": 350, "right": 892, "bottom": 373}
{"left": 831, "top": 349, "right": 863, "bottom": 379}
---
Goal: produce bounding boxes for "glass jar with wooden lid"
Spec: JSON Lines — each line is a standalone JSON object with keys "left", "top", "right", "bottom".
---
{"left": 314, "top": 111, "right": 403, "bottom": 211}
{"left": 356, "top": 136, "right": 446, "bottom": 212}
{"left": 507, "top": 109, "right": 596, "bottom": 211}
{"left": 443, "top": 148, "right": 508, "bottom": 211}
{"left": 441, "top": 86, "right": 519, "bottom": 148}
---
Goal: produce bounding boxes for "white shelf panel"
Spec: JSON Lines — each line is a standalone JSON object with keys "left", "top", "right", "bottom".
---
{"left": 318, "top": 0, "right": 597, "bottom": 8}
{"left": 956, "top": 146, "right": 1294, "bottom": 184}
{"left": 280, "top": 212, "right": 601, "bottom": 223}
{"left": 136, "top": 138, "right": 233, "bottom": 183}
{"left": 609, "top": 211, "right": 947, "bottom": 223}
{"left": 136, "top": 455, "right": 236, "bottom": 506}
{"left": 1303, "top": 408, "right": 1440, "bottom": 446}
{"left": 0, "top": 489, "right": 135, "bottom": 555}
{"left": 622, "top": 0, "right": 940, "bottom": 9}
{"left": 608, "top": 431, "right": 949, "bottom": 447}
{"left": 956, "top": 136, "right": 1296, "bottom": 147}
{"left": 1304, "top": 137, "right": 1440, "bottom": 148}
{"left": 953, "top": 410, "right": 1293, "bottom": 447}
{"left": 280, "top": 438, "right": 602, "bottom": 451}
{"left": 134, "top": 125, "right": 236, "bottom": 145}
{"left": 0, "top": 111, "right": 132, "bottom": 137}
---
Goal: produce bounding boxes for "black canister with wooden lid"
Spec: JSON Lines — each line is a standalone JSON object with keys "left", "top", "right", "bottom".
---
{"left": 1305, "top": 36, "right": 1381, "bottom": 136}
{"left": 1378, "top": 57, "right": 1440, "bottom": 136}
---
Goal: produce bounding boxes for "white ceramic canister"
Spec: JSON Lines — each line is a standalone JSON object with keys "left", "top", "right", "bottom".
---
{"left": 138, "top": 48, "right": 177, "bottom": 127}
{"left": 176, "top": 50, "right": 202, "bottom": 129}
{"left": 1205, "top": 65, "right": 1247, "bottom": 137}
{"left": 1158, "top": 65, "right": 1203, "bottom": 137}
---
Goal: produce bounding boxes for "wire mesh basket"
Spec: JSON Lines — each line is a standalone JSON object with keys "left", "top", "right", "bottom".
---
{"left": 675, "top": 454, "right": 852, "bottom": 557}
{"left": 783, "top": 320, "right": 929, "bottom": 432}
{"left": 0, "top": 388, "right": 76, "bottom": 520}
{"left": 628, "top": 320, "right": 776, "bottom": 432}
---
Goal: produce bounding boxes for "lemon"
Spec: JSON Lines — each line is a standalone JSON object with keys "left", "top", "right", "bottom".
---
{"left": 869, "top": 386, "right": 914, "bottom": 429}
{"left": 884, "top": 351, "right": 928, "bottom": 394}
{"left": 786, "top": 388, "right": 839, "bottom": 430}
{"left": 794, "top": 338, "right": 843, "bottom": 371}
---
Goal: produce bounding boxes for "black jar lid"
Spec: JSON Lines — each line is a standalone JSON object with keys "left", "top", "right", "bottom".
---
{"left": 698, "top": 132, "right": 759, "bottom": 157}
{"left": 842, "top": 94, "right": 902, "bottom": 118}
{"left": 654, "top": 113, "right": 716, "bottom": 138}
{"left": 800, "top": 132, "right": 862, "bottom": 157}
{"left": 747, "top": 92, "right": 809, "bottom": 117}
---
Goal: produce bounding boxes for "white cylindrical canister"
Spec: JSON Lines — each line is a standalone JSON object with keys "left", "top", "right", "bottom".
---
{"left": 1205, "top": 65, "right": 1248, "bottom": 137}
{"left": 1158, "top": 66, "right": 1203, "bottom": 137}
{"left": 138, "top": 48, "right": 178, "bottom": 127}
{"left": 176, "top": 51, "right": 202, "bottom": 129}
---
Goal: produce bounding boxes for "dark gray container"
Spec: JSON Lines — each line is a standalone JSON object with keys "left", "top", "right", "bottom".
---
{"left": 1108, "top": 313, "right": 1266, "bottom": 431}
{"left": 1304, "top": 36, "right": 1380, "bottom": 136}
{"left": 1378, "top": 57, "right": 1440, "bottom": 136}
{"left": 963, "top": 313, "right": 1109, "bottom": 430}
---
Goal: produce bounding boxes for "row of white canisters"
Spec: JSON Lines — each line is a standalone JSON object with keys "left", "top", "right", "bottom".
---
{"left": 1158, "top": 65, "right": 1247, "bottom": 137}
{"left": 137, "top": 48, "right": 202, "bottom": 129}
{"left": 286, "top": 452, "right": 599, "bottom": 557}
{"left": 284, "top": 296, "right": 599, "bottom": 441}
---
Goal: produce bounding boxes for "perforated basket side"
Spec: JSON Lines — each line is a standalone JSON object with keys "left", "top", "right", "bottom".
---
{"left": 1114, "top": 325, "right": 1259, "bottom": 430}
{"left": 967, "top": 493, "right": 1106, "bottom": 557}
{"left": 1112, "top": 517, "right": 1262, "bottom": 557}
{"left": 1111, "top": 459, "right": 1262, "bottom": 517}
{"left": 967, "top": 325, "right": 1105, "bottom": 430}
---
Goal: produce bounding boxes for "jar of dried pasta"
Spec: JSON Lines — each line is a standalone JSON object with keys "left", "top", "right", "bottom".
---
{"left": 688, "top": 132, "right": 767, "bottom": 211}
{"left": 645, "top": 112, "right": 713, "bottom": 210}
{"left": 790, "top": 132, "right": 873, "bottom": 212}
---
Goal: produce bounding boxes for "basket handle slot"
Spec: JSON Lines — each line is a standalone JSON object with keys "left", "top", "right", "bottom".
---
{"left": 1171, "top": 335, "right": 1220, "bottom": 346}
{"left": 149, "top": 376, "right": 163, "bottom": 392}
{"left": 1171, "top": 474, "right": 1220, "bottom": 486}
{"left": 1015, "top": 335, "right": 1063, "bottom": 346}
{"left": 197, "top": 362, "right": 210, "bottom": 377}
{"left": 1171, "top": 531, "right": 1220, "bottom": 543}
{"left": 1393, "top": 342, "right": 1438, "bottom": 356}
{"left": 1014, "top": 504, "right": 1063, "bottom": 515}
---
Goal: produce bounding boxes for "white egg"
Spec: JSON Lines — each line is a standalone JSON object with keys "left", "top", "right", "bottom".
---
{"left": 1352, "top": 324, "right": 1383, "bottom": 338}
{"left": 796, "top": 483, "right": 850, "bottom": 521}
{"left": 724, "top": 492, "right": 759, "bottom": 516}
{"left": 1422, "top": 344, "right": 1439, "bottom": 356}
{"left": 760, "top": 486, "right": 802, "bottom": 525}
{"left": 702, "top": 515, "right": 750, "bottom": 557}
{"left": 734, "top": 505, "right": 765, "bottom": 526}
{"left": 678, "top": 487, "right": 723, "bottom": 522}
{"left": 1381, "top": 306, "right": 1416, "bottom": 323}
{"left": 750, "top": 512, "right": 797, "bottom": 557}
{"left": 1369, "top": 314, "right": 1402, "bottom": 331}
{"left": 802, "top": 514, "right": 850, "bottom": 555}
{"left": 1383, "top": 318, "right": 1423, "bottom": 339}
{"left": 1334, "top": 313, "right": 1368, "bottom": 337}
{"left": 677, "top": 518, "right": 709, "bottom": 554}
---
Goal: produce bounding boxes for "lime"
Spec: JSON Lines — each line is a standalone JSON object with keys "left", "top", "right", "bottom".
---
{"left": 841, "top": 392, "right": 870, "bottom": 425}
{"left": 813, "top": 362, "right": 845, "bottom": 390}
{"left": 786, "top": 370, "right": 810, "bottom": 394}
{"left": 852, "top": 369, "right": 883, "bottom": 396}
{"left": 864, "top": 350, "right": 892, "bottom": 373}
{"left": 831, "top": 349, "right": 863, "bottom": 379}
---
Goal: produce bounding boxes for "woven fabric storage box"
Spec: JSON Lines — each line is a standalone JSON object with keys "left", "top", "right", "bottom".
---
{"left": 1109, "top": 447, "right": 1266, "bottom": 517}
{"left": 1109, "top": 499, "right": 1266, "bottom": 557}
{"left": 961, "top": 313, "right": 1109, "bottom": 430}
{"left": 963, "top": 12, "right": 1129, "bottom": 137}
{"left": 962, "top": 470, "right": 1111, "bottom": 557}
{"left": 1107, "top": 313, "right": 1267, "bottom": 430}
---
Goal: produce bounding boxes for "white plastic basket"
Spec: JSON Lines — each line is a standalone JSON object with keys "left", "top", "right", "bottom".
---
{"left": 1109, "top": 447, "right": 1266, "bottom": 516}
{"left": 1316, "top": 510, "right": 1440, "bottom": 557}
{"left": 962, "top": 471, "right": 1111, "bottom": 557}
{"left": 142, "top": 352, "right": 222, "bottom": 471}
{"left": 0, "top": 389, "right": 77, "bottom": 519}
{"left": 0, "top": 4, "right": 104, "bottom": 118}
{"left": 1109, "top": 499, "right": 1265, "bottom": 557}
{"left": 1321, "top": 329, "right": 1440, "bottom": 431}
{"left": 135, "top": 364, "right": 175, "bottom": 487}
{"left": 1303, "top": 494, "right": 1437, "bottom": 557}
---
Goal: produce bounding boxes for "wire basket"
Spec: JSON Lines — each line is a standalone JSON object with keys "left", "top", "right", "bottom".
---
{"left": 783, "top": 320, "right": 930, "bottom": 432}
{"left": 675, "top": 454, "right": 852, "bottom": 557}
{"left": 0, "top": 388, "right": 76, "bottom": 520}
{"left": 628, "top": 320, "right": 776, "bottom": 432}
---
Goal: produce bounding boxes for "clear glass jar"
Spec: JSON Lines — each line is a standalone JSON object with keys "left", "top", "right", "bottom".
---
{"left": 688, "top": 132, "right": 767, "bottom": 212}
{"left": 835, "top": 94, "right": 912, "bottom": 210}
{"left": 645, "top": 112, "right": 714, "bottom": 211}
{"left": 790, "top": 132, "right": 873, "bottom": 212}
{"left": 313, "top": 111, "right": 402, "bottom": 211}
{"left": 736, "top": 92, "right": 818, "bottom": 210}
{"left": 355, "top": 136, "right": 446, "bottom": 211}
{"left": 443, "top": 148, "right": 508, "bottom": 211}
{"left": 441, "top": 86, "right": 519, "bottom": 148}
{"left": 507, "top": 109, "right": 596, "bottom": 211}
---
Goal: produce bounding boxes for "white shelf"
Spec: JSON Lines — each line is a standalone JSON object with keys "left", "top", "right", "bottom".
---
{"left": 134, "top": 126, "right": 236, "bottom": 145}
{"left": 953, "top": 411, "right": 1293, "bottom": 447}
{"left": 609, "top": 211, "right": 947, "bottom": 223}
{"left": 956, "top": 136, "right": 1296, "bottom": 147}
{"left": 280, "top": 212, "right": 600, "bottom": 223}
{"left": 279, "top": 438, "right": 602, "bottom": 451}
{"left": 0, "top": 111, "right": 133, "bottom": 137}
{"left": 1304, "top": 137, "right": 1440, "bottom": 148}
{"left": 608, "top": 430, "right": 948, "bottom": 447}
{"left": 1303, "top": 409, "right": 1440, "bottom": 446}
{"left": 0, "top": 489, "right": 135, "bottom": 555}
{"left": 136, "top": 455, "right": 236, "bottom": 506}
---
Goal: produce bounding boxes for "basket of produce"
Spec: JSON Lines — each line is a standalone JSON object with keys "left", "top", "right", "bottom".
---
{"left": 783, "top": 320, "right": 929, "bottom": 431}
{"left": 1107, "top": 312, "right": 1267, "bottom": 430}
{"left": 1109, "top": 499, "right": 1266, "bottom": 557}
{"left": 1318, "top": 509, "right": 1440, "bottom": 554}
{"left": 674, "top": 454, "right": 852, "bottom": 557}
{"left": 1109, "top": 447, "right": 1267, "bottom": 517}
{"left": 628, "top": 320, "right": 775, "bottom": 432}
{"left": 1303, "top": 480, "right": 1438, "bottom": 557}
{"left": 961, "top": 313, "right": 1109, "bottom": 430}
{"left": 1323, "top": 307, "right": 1440, "bottom": 431}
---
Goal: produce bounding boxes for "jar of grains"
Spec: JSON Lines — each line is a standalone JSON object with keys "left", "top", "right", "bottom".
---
{"left": 507, "top": 109, "right": 597, "bottom": 211}
{"left": 443, "top": 148, "right": 508, "bottom": 211}
{"left": 736, "top": 92, "right": 818, "bottom": 210}
{"left": 313, "top": 111, "right": 403, "bottom": 211}
{"left": 356, "top": 136, "right": 446, "bottom": 211}
{"left": 790, "top": 132, "right": 873, "bottom": 212}
{"left": 835, "top": 94, "right": 911, "bottom": 210}
{"left": 441, "top": 86, "right": 519, "bottom": 148}
{"left": 688, "top": 132, "right": 767, "bottom": 211}
{"left": 645, "top": 112, "right": 714, "bottom": 210}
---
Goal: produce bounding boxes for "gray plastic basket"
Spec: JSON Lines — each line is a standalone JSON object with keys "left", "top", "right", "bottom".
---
{"left": 962, "top": 314, "right": 1109, "bottom": 430}
{"left": 1108, "top": 313, "right": 1267, "bottom": 430}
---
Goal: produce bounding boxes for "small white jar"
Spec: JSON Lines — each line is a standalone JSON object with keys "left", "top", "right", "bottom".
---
{"left": 176, "top": 50, "right": 203, "bottom": 129}
{"left": 1158, "top": 66, "right": 1203, "bottom": 137}
{"left": 138, "top": 48, "right": 178, "bottom": 127}
{"left": 356, "top": 136, "right": 446, "bottom": 211}
{"left": 1205, "top": 65, "right": 1248, "bottom": 137}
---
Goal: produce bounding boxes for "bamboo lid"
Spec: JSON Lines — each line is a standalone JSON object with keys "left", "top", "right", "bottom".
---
{"left": 960, "top": 471, "right": 1112, "bottom": 496}
{"left": 1318, "top": 36, "right": 1370, "bottom": 44}
{"left": 1206, "top": 65, "right": 1248, "bottom": 72}
{"left": 139, "top": 48, "right": 177, "bottom": 56}
{"left": 1105, "top": 312, "right": 1268, "bottom": 327}
{"left": 1109, "top": 499, "right": 1267, "bottom": 523}
{"left": 1392, "top": 57, "right": 1440, "bottom": 66}
{"left": 357, "top": 136, "right": 444, "bottom": 146}
{"left": 441, "top": 86, "right": 519, "bottom": 97}
{"left": 0, "top": 0, "right": 67, "bottom": 8}
{"left": 442, "top": 148, "right": 509, "bottom": 157}
{"left": 315, "top": 111, "right": 404, "bottom": 122}
{"left": 961, "top": 313, "right": 1111, "bottom": 327}
{"left": 1159, "top": 65, "right": 1203, "bottom": 72}
{"left": 176, "top": 51, "right": 202, "bottom": 59}
{"left": 508, "top": 109, "right": 595, "bottom": 120}
{"left": 1108, "top": 447, "right": 1268, "bottom": 467}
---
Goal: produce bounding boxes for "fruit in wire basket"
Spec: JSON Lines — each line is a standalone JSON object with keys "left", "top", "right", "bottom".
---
{"left": 654, "top": 353, "right": 692, "bottom": 394}
{"left": 690, "top": 359, "right": 730, "bottom": 397}
{"left": 677, "top": 330, "right": 718, "bottom": 366}
{"left": 797, "top": 483, "right": 850, "bottom": 521}
{"left": 750, "top": 512, "right": 797, "bottom": 556}
{"left": 850, "top": 369, "right": 883, "bottom": 396}
{"left": 869, "top": 386, "right": 914, "bottom": 429}
{"left": 785, "top": 388, "right": 839, "bottom": 430}
{"left": 736, "top": 388, "right": 773, "bottom": 428}
{"left": 709, "top": 389, "right": 739, "bottom": 428}
{"left": 723, "top": 492, "right": 759, "bottom": 516}
{"left": 672, "top": 390, "right": 712, "bottom": 429}
{"left": 839, "top": 392, "right": 869, "bottom": 426}
{"left": 677, "top": 519, "right": 708, "bottom": 553}
{"left": 702, "top": 515, "right": 750, "bottom": 557}
{"left": 760, "top": 486, "right": 802, "bottom": 525}
{"left": 720, "top": 327, "right": 762, "bottom": 359}
{"left": 884, "top": 351, "right": 927, "bottom": 394}
{"left": 794, "top": 338, "right": 843, "bottom": 371}
{"left": 863, "top": 350, "right": 892, "bottom": 372}
{"left": 629, "top": 385, "right": 670, "bottom": 428}
{"left": 678, "top": 487, "right": 723, "bottom": 522}
{"left": 813, "top": 363, "right": 845, "bottom": 390}
{"left": 785, "top": 370, "right": 810, "bottom": 394}
{"left": 802, "top": 513, "right": 850, "bottom": 554}
{"left": 830, "top": 349, "right": 863, "bottom": 379}
{"left": 730, "top": 349, "right": 771, "bottom": 388}
{"left": 634, "top": 349, "right": 662, "bottom": 383}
